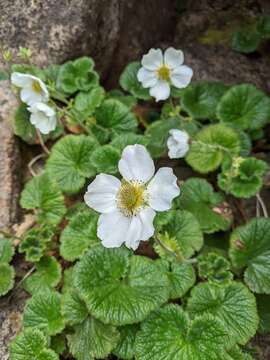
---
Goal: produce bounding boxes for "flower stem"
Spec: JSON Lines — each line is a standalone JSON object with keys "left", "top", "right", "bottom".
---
{"left": 36, "top": 130, "right": 50, "bottom": 155}
{"left": 256, "top": 193, "right": 268, "bottom": 218}
{"left": 28, "top": 153, "right": 46, "bottom": 177}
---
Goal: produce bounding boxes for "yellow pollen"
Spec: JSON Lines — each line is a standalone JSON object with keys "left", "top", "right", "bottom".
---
{"left": 32, "top": 80, "right": 42, "bottom": 93}
{"left": 157, "top": 65, "right": 170, "bottom": 81}
{"left": 117, "top": 181, "right": 145, "bottom": 216}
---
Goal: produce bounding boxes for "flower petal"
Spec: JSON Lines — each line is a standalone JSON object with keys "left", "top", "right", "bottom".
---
{"left": 141, "top": 48, "right": 163, "bottom": 71}
{"left": 167, "top": 129, "right": 190, "bottom": 159}
{"left": 147, "top": 167, "right": 180, "bottom": 211}
{"left": 164, "top": 47, "right": 184, "bottom": 69}
{"left": 149, "top": 80, "right": 170, "bottom": 101}
{"left": 170, "top": 65, "right": 193, "bottom": 89}
{"left": 137, "top": 67, "right": 158, "bottom": 88}
{"left": 124, "top": 215, "right": 143, "bottom": 250}
{"left": 28, "top": 103, "right": 57, "bottom": 134}
{"left": 11, "top": 72, "right": 32, "bottom": 87}
{"left": 20, "top": 86, "right": 43, "bottom": 106}
{"left": 98, "top": 210, "right": 129, "bottom": 248}
{"left": 84, "top": 174, "right": 121, "bottom": 213}
{"left": 118, "top": 144, "right": 155, "bottom": 183}
{"left": 138, "top": 207, "right": 156, "bottom": 241}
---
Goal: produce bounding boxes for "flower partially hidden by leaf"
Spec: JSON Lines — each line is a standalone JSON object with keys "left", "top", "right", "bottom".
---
{"left": 84, "top": 144, "right": 180, "bottom": 250}
{"left": 198, "top": 252, "right": 233, "bottom": 284}
{"left": 27, "top": 102, "right": 57, "bottom": 135}
{"left": 167, "top": 129, "right": 190, "bottom": 159}
{"left": 137, "top": 48, "right": 193, "bottom": 101}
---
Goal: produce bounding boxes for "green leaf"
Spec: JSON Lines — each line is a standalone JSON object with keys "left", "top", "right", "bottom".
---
{"left": 179, "top": 178, "right": 233, "bottom": 233}
{"left": 186, "top": 124, "right": 240, "bottom": 173}
{"left": 67, "top": 317, "right": 119, "bottom": 360}
{"left": 257, "top": 15, "right": 270, "bottom": 39}
{"left": 0, "top": 70, "right": 9, "bottom": 81}
{"left": 187, "top": 282, "right": 258, "bottom": 346}
{"left": 198, "top": 253, "right": 233, "bottom": 284}
{"left": 91, "top": 144, "right": 120, "bottom": 174}
{"left": 231, "top": 28, "right": 261, "bottom": 54}
{"left": 227, "top": 345, "right": 254, "bottom": 360}
{"left": 13, "top": 103, "right": 37, "bottom": 144}
{"left": 23, "top": 289, "right": 65, "bottom": 335}
{"left": 74, "top": 247, "right": 170, "bottom": 325}
{"left": 145, "top": 116, "right": 198, "bottom": 158}
{"left": 23, "top": 256, "right": 61, "bottom": 295}
{"left": 113, "top": 325, "right": 138, "bottom": 360}
{"left": 110, "top": 133, "right": 148, "bottom": 152}
{"left": 57, "top": 57, "right": 99, "bottom": 94}
{"left": 50, "top": 335, "right": 66, "bottom": 355}
{"left": 156, "top": 210, "right": 203, "bottom": 258}
{"left": 108, "top": 89, "right": 137, "bottom": 108}
{"left": 9, "top": 328, "right": 59, "bottom": 360}
{"left": 0, "top": 237, "right": 14, "bottom": 263}
{"left": 120, "top": 62, "right": 151, "bottom": 100}
{"left": 46, "top": 135, "right": 98, "bottom": 194}
{"left": 135, "top": 304, "right": 228, "bottom": 360}
{"left": 230, "top": 218, "right": 270, "bottom": 294}
{"left": 20, "top": 172, "right": 66, "bottom": 225}
{"left": 61, "top": 290, "right": 89, "bottom": 326}
{"left": 60, "top": 210, "right": 99, "bottom": 261}
{"left": 217, "top": 84, "right": 270, "bottom": 130}
{"left": 0, "top": 263, "right": 15, "bottom": 296}
{"left": 256, "top": 294, "right": 270, "bottom": 334}
{"left": 74, "top": 86, "right": 105, "bottom": 117}
{"left": 218, "top": 157, "right": 267, "bottom": 198}
{"left": 181, "top": 81, "right": 228, "bottom": 120}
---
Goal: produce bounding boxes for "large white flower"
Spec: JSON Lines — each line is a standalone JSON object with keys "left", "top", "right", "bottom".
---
{"left": 11, "top": 72, "right": 49, "bottom": 106}
{"left": 137, "top": 47, "right": 193, "bottom": 101}
{"left": 167, "top": 129, "right": 190, "bottom": 159}
{"left": 27, "top": 102, "right": 57, "bottom": 134}
{"left": 84, "top": 144, "right": 180, "bottom": 250}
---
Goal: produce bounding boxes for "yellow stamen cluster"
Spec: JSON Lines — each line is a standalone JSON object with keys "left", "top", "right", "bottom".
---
{"left": 157, "top": 65, "right": 170, "bottom": 81}
{"left": 32, "top": 80, "right": 42, "bottom": 93}
{"left": 117, "top": 181, "right": 146, "bottom": 216}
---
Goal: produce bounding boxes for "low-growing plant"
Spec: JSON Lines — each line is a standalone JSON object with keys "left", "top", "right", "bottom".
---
{"left": 0, "top": 45, "right": 270, "bottom": 359}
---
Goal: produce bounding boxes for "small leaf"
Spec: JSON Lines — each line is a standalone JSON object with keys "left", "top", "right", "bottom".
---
{"left": 60, "top": 210, "right": 99, "bottom": 261}
{"left": 23, "top": 289, "right": 65, "bottom": 335}
{"left": 13, "top": 103, "right": 37, "bottom": 144}
{"left": 135, "top": 304, "right": 228, "bottom": 360}
{"left": 120, "top": 62, "right": 151, "bottom": 100}
{"left": 91, "top": 144, "right": 120, "bottom": 174}
{"left": 217, "top": 84, "right": 270, "bottom": 130}
{"left": 74, "top": 86, "right": 105, "bottom": 117}
{"left": 74, "top": 247, "right": 170, "bottom": 325}
{"left": 67, "top": 317, "right": 119, "bottom": 360}
{"left": 23, "top": 256, "right": 61, "bottom": 295}
{"left": 187, "top": 282, "right": 258, "bottom": 346}
{"left": 181, "top": 81, "right": 228, "bottom": 120}
{"left": 9, "top": 328, "right": 59, "bottom": 360}
{"left": 113, "top": 325, "right": 139, "bottom": 360}
{"left": 257, "top": 15, "right": 270, "bottom": 39}
{"left": 46, "top": 135, "right": 98, "bottom": 194}
{"left": 198, "top": 252, "right": 233, "bottom": 284}
{"left": 50, "top": 335, "right": 66, "bottom": 355}
{"left": 179, "top": 177, "right": 233, "bottom": 233}
{"left": 256, "top": 294, "right": 270, "bottom": 334}
{"left": 0, "top": 237, "right": 14, "bottom": 263}
{"left": 20, "top": 172, "right": 66, "bottom": 225}
{"left": 186, "top": 124, "right": 240, "bottom": 173}
{"left": 0, "top": 263, "right": 15, "bottom": 296}
{"left": 230, "top": 218, "right": 270, "bottom": 294}
{"left": 231, "top": 28, "right": 261, "bottom": 54}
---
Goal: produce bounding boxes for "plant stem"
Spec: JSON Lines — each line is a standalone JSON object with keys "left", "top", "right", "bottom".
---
{"left": 36, "top": 130, "right": 50, "bottom": 155}
{"left": 28, "top": 153, "right": 46, "bottom": 177}
{"left": 256, "top": 193, "right": 268, "bottom": 218}
{"left": 0, "top": 230, "right": 23, "bottom": 241}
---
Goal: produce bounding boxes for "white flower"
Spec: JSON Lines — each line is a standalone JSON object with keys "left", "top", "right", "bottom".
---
{"left": 27, "top": 102, "right": 57, "bottom": 134}
{"left": 137, "top": 47, "right": 193, "bottom": 101}
{"left": 167, "top": 129, "right": 190, "bottom": 159}
{"left": 84, "top": 144, "right": 180, "bottom": 250}
{"left": 11, "top": 72, "right": 49, "bottom": 106}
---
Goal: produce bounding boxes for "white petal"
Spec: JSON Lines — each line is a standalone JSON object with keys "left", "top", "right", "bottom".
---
{"left": 138, "top": 207, "right": 156, "bottom": 241}
{"left": 141, "top": 48, "right": 163, "bottom": 71}
{"left": 28, "top": 103, "right": 57, "bottom": 134}
{"left": 84, "top": 174, "right": 121, "bottom": 213}
{"left": 98, "top": 210, "right": 129, "bottom": 248}
{"left": 11, "top": 72, "right": 32, "bottom": 87}
{"left": 21, "top": 86, "right": 42, "bottom": 105}
{"left": 170, "top": 65, "right": 193, "bottom": 89}
{"left": 147, "top": 167, "right": 180, "bottom": 211}
{"left": 167, "top": 129, "right": 190, "bottom": 159}
{"left": 149, "top": 80, "right": 170, "bottom": 101}
{"left": 118, "top": 144, "right": 155, "bottom": 183}
{"left": 124, "top": 215, "right": 143, "bottom": 250}
{"left": 164, "top": 47, "right": 184, "bottom": 69}
{"left": 137, "top": 67, "right": 158, "bottom": 88}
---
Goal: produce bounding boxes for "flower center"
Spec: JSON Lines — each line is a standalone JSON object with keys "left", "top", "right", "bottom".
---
{"left": 157, "top": 65, "right": 170, "bottom": 81}
{"left": 32, "top": 80, "right": 42, "bottom": 93}
{"left": 117, "top": 181, "right": 146, "bottom": 216}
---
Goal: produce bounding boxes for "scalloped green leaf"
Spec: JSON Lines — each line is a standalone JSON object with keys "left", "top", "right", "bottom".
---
{"left": 9, "top": 328, "right": 59, "bottom": 360}
{"left": 20, "top": 172, "right": 66, "bottom": 225}
{"left": 217, "top": 84, "right": 270, "bottom": 130}
{"left": 23, "top": 289, "right": 65, "bottom": 335}
{"left": 181, "top": 81, "right": 228, "bottom": 120}
{"left": 61, "top": 290, "right": 89, "bottom": 326}
{"left": 186, "top": 124, "right": 240, "bottom": 173}
{"left": 113, "top": 325, "right": 138, "bottom": 360}
{"left": 187, "top": 282, "right": 258, "bottom": 346}
{"left": 46, "top": 135, "right": 98, "bottom": 194}
{"left": 198, "top": 252, "right": 233, "bottom": 284}
{"left": 67, "top": 317, "right": 119, "bottom": 360}
{"left": 74, "top": 86, "right": 105, "bottom": 118}
{"left": 119, "top": 62, "right": 151, "bottom": 100}
{"left": 50, "top": 335, "right": 66, "bottom": 355}
{"left": 256, "top": 294, "right": 270, "bottom": 334}
{"left": 0, "top": 263, "right": 15, "bottom": 296}
{"left": 108, "top": 89, "right": 137, "bottom": 109}
{"left": 14, "top": 103, "right": 37, "bottom": 144}
{"left": 135, "top": 304, "right": 228, "bottom": 360}
{"left": 60, "top": 210, "right": 99, "bottom": 261}
{"left": 74, "top": 247, "right": 170, "bottom": 325}
{"left": 231, "top": 28, "right": 261, "bottom": 54}
{"left": 91, "top": 144, "right": 120, "bottom": 174}
{"left": 230, "top": 218, "right": 270, "bottom": 294}
{"left": 227, "top": 346, "right": 254, "bottom": 360}
{"left": 0, "top": 237, "right": 14, "bottom": 263}
{"left": 23, "top": 256, "right": 61, "bottom": 295}
{"left": 110, "top": 133, "right": 148, "bottom": 152}
{"left": 179, "top": 177, "right": 233, "bottom": 233}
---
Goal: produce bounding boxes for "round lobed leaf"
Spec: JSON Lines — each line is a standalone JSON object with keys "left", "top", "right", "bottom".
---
{"left": 113, "top": 324, "right": 139, "bottom": 360}
{"left": 231, "top": 28, "right": 261, "bottom": 54}
{"left": 0, "top": 237, "right": 14, "bottom": 263}
{"left": 61, "top": 288, "right": 88, "bottom": 326}
{"left": 198, "top": 252, "right": 233, "bottom": 284}
{"left": 0, "top": 263, "right": 15, "bottom": 296}
{"left": 74, "top": 86, "right": 105, "bottom": 117}
{"left": 91, "top": 144, "right": 120, "bottom": 174}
